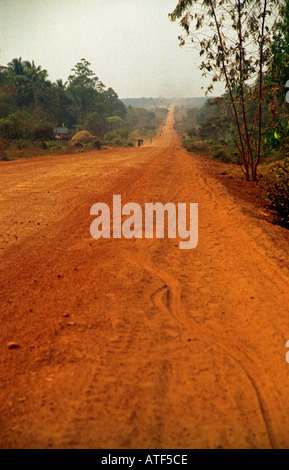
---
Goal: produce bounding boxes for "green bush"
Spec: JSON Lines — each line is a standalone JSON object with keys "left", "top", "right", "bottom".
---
{"left": 182, "top": 137, "right": 198, "bottom": 152}
{"left": 187, "top": 127, "right": 198, "bottom": 138}
{"left": 210, "top": 143, "right": 241, "bottom": 164}
{"left": 84, "top": 139, "right": 102, "bottom": 150}
{"left": 45, "top": 141, "right": 62, "bottom": 149}
{"left": 0, "top": 111, "right": 31, "bottom": 140}
{"left": 211, "top": 143, "right": 225, "bottom": 159}
{"left": 264, "top": 158, "right": 289, "bottom": 228}
{"left": 181, "top": 137, "right": 208, "bottom": 153}
{"left": 104, "top": 127, "right": 131, "bottom": 147}
{"left": 17, "top": 140, "right": 31, "bottom": 149}
{"left": 32, "top": 122, "right": 54, "bottom": 143}
{"left": 186, "top": 143, "right": 201, "bottom": 153}
{"left": 211, "top": 143, "right": 232, "bottom": 162}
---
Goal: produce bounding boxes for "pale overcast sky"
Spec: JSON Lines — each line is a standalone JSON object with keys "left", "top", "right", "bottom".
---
{"left": 0, "top": 0, "right": 225, "bottom": 98}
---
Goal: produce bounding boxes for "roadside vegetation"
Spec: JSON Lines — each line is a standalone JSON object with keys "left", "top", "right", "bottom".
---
{"left": 0, "top": 58, "right": 167, "bottom": 160}
{"left": 171, "top": 0, "right": 289, "bottom": 229}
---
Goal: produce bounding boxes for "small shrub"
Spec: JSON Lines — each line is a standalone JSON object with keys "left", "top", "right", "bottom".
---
{"left": 211, "top": 143, "right": 232, "bottom": 162}
{"left": 187, "top": 127, "right": 198, "bottom": 138}
{"left": 84, "top": 139, "right": 102, "bottom": 150}
{"left": 17, "top": 140, "right": 31, "bottom": 149}
{"left": 211, "top": 143, "right": 224, "bottom": 159}
{"left": 45, "top": 141, "right": 62, "bottom": 150}
{"left": 182, "top": 137, "right": 197, "bottom": 152}
{"left": 32, "top": 122, "right": 54, "bottom": 144}
{"left": 187, "top": 143, "right": 201, "bottom": 153}
{"left": 0, "top": 112, "right": 31, "bottom": 140}
{"left": 210, "top": 143, "right": 238, "bottom": 163}
{"left": 264, "top": 158, "right": 289, "bottom": 228}
{"left": 104, "top": 127, "right": 130, "bottom": 147}
{"left": 182, "top": 137, "right": 208, "bottom": 153}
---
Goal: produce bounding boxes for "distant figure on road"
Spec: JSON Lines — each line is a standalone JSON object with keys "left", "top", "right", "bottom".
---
{"left": 137, "top": 138, "right": 144, "bottom": 147}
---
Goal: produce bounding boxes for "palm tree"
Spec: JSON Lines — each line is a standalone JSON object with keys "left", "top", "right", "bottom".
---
{"left": 7, "top": 57, "right": 26, "bottom": 76}
{"left": 23, "top": 60, "right": 48, "bottom": 81}
{"left": 4, "top": 58, "right": 50, "bottom": 108}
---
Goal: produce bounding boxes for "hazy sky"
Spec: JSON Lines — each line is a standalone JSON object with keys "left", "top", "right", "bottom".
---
{"left": 0, "top": 0, "right": 225, "bottom": 98}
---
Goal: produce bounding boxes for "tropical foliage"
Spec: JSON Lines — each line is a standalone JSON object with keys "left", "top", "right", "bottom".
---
{"left": 0, "top": 57, "right": 166, "bottom": 155}
{"left": 170, "top": 0, "right": 282, "bottom": 181}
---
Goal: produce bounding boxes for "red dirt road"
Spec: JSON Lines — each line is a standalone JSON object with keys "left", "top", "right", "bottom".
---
{"left": 1, "top": 109, "right": 289, "bottom": 449}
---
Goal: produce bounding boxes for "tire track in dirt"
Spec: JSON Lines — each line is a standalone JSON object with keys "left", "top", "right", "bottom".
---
{"left": 125, "top": 252, "right": 285, "bottom": 448}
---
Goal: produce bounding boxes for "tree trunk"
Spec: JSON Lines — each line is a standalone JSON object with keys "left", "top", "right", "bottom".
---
{"left": 255, "top": 0, "right": 268, "bottom": 181}
{"left": 211, "top": 1, "right": 249, "bottom": 179}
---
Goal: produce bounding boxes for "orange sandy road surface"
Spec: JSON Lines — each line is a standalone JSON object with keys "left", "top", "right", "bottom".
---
{"left": 1, "top": 109, "right": 289, "bottom": 449}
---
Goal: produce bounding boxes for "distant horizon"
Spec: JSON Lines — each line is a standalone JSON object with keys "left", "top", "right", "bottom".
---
{"left": 120, "top": 96, "right": 216, "bottom": 99}
{"left": 119, "top": 96, "right": 217, "bottom": 106}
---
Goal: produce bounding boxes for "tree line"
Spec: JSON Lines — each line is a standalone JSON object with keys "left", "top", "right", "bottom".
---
{"left": 0, "top": 57, "right": 167, "bottom": 152}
